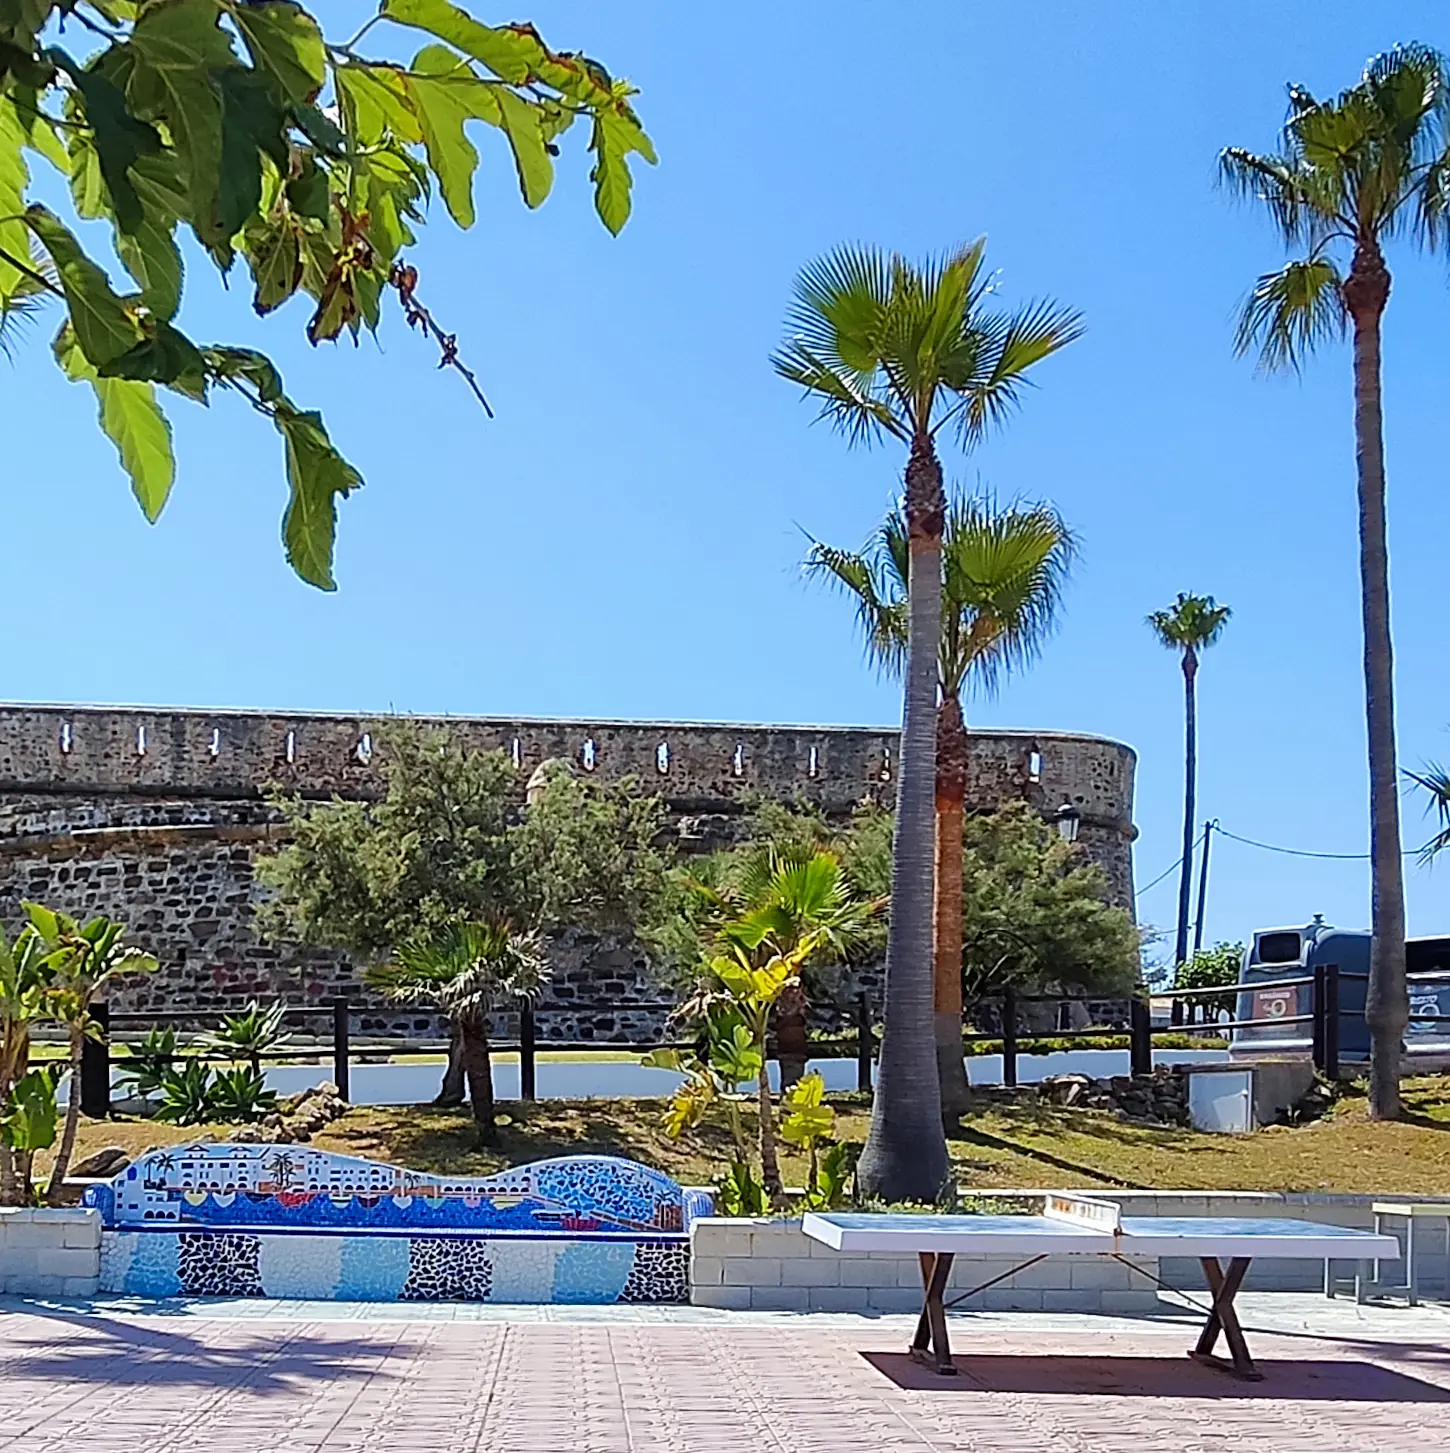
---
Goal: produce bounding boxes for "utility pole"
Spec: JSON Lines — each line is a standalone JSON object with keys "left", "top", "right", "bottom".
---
{"left": 1192, "top": 819, "right": 1216, "bottom": 956}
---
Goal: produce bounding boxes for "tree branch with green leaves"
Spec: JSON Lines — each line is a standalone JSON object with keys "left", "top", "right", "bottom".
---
{"left": 0, "top": 0, "right": 655, "bottom": 588}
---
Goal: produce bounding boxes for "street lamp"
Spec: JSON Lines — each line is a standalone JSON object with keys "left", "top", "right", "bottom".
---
{"left": 1054, "top": 801, "right": 1081, "bottom": 843}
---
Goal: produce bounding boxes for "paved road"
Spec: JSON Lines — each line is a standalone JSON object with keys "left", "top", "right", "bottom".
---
{"left": 1, "top": 1295, "right": 1447, "bottom": 1452}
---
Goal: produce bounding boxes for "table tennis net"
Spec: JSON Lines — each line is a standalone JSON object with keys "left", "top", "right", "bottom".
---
{"left": 1041, "top": 1193, "right": 1122, "bottom": 1233}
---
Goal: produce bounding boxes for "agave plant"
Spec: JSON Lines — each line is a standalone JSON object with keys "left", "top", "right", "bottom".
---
{"left": 205, "top": 999, "right": 292, "bottom": 1076}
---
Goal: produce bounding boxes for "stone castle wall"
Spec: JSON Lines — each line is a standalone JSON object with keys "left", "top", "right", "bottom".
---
{"left": 0, "top": 704, "right": 1137, "bottom": 1041}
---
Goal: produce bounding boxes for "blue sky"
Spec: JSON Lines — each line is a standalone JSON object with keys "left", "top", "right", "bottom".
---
{"left": 6, "top": 1, "right": 1450, "bottom": 954}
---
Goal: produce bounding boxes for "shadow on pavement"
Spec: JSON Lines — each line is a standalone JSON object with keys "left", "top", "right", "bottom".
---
{"left": 860, "top": 1350, "right": 1450, "bottom": 1400}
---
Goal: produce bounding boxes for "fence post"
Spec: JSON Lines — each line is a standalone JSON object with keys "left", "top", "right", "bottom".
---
{"left": 1129, "top": 994, "right": 1152, "bottom": 1078}
{"left": 332, "top": 997, "right": 350, "bottom": 1102}
{"left": 1322, "top": 962, "right": 1340, "bottom": 1081}
{"left": 1001, "top": 986, "right": 1018, "bottom": 1088}
{"left": 80, "top": 999, "right": 111, "bottom": 1118}
{"left": 855, "top": 992, "right": 872, "bottom": 1093}
{"left": 520, "top": 1001, "right": 537, "bottom": 1101}
{"left": 1311, "top": 963, "right": 1326, "bottom": 1073}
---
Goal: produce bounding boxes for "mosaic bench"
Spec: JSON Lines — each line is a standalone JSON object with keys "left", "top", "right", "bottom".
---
{"left": 83, "top": 1143, "right": 711, "bottom": 1303}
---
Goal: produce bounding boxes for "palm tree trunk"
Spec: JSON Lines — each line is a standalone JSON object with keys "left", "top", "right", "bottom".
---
{"left": 756, "top": 1071, "right": 782, "bottom": 1202}
{"left": 1172, "top": 651, "right": 1199, "bottom": 994}
{"left": 45, "top": 1029, "right": 85, "bottom": 1205}
{"left": 457, "top": 1010, "right": 498, "bottom": 1143}
{"left": 774, "top": 1000, "right": 809, "bottom": 1090}
{"left": 857, "top": 433, "right": 951, "bottom": 1202}
{"left": 1346, "top": 246, "right": 1407, "bottom": 1120}
{"left": 934, "top": 694, "right": 971, "bottom": 1120}
{"left": 0, "top": 1140, "right": 19, "bottom": 1206}
{"left": 434, "top": 1024, "right": 467, "bottom": 1105}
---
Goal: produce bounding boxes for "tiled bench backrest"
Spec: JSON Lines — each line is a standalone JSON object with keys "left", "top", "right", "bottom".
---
{"left": 84, "top": 1143, "right": 710, "bottom": 1238}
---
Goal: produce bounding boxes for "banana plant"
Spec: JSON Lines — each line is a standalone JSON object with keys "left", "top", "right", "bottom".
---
{"left": 22, "top": 905, "right": 158, "bottom": 1203}
{"left": 0, "top": 922, "right": 63, "bottom": 1206}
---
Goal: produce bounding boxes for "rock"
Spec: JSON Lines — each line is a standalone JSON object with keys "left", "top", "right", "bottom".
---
{"left": 69, "top": 1146, "right": 131, "bottom": 1179}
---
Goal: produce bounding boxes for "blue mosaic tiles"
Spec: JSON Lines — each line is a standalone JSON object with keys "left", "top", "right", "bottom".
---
{"left": 88, "top": 1144, "right": 706, "bottom": 1304}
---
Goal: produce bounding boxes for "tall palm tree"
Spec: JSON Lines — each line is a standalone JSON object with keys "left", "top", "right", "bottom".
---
{"left": 364, "top": 920, "right": 545, "bottom": 1143}
{"left": 1146, "top": 594, "right": 1231, "bottom": 995}
{"left": 1221, "top": 44, "right": 1450, "bottom": 1118}
{"left": 809, "top": 495, "right": 1076, "bottom": 1118}
{"left": 774, "top": 241, "right": 1080, "bottom": 1199}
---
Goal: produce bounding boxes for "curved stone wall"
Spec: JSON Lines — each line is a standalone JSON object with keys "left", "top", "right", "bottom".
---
{"left": 0, "top": 704, "right": 1136, "bottom": 1038}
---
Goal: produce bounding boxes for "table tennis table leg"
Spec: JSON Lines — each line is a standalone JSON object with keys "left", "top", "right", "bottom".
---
{"left": 1190, "top": 1256, "right": 1262, "bottom": 1381}
{"left": 910, "top": 1251, "right": 957, "bottom": 1375}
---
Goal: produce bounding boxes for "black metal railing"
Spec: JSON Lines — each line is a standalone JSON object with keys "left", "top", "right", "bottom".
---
{"left": 74, "top": 965, "right": 1450, "bottom": 1116}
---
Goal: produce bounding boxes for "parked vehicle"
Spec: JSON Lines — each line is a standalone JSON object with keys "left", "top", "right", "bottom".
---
{"left": 1229, "top": 918, "right": 1450, "bottom": 1072}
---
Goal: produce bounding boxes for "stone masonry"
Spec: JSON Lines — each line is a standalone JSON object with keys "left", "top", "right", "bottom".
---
{"left": 0, "top": 704, "right": 1137, "bottom": 1041}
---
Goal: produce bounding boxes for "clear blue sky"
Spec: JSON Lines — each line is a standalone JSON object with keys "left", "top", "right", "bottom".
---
{"left": 6, "top": 1, "right": 1449, "bottom": 955}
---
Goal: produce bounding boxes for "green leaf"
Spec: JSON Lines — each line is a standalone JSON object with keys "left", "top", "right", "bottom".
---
{"left": 206, "top": 344, "right": 284, "bottom": 402}
{"left": 0, "top": 1066, "right": 59, "bottom": 1151}
{"left": 403, "top": 46, "right": 504, "bottom": 227}
{"left": 5, "top": 84, "right": 67, "bottom": 171}
{"left": 274, "top": 405, "right": 364, "bottom": 590}
{"left": 293, "top": 101, "right": 346, "bottom": 155}
{"left": 99, "top": 319, "right": 208, "bottom": 394}
{"left": 496, "top": 89, "right": 551, "bottom": 207}
{"left": 0, "top": 98, "right": 31, "bottom": 301}
{"left": 128, "top": 0, "right": 238, "bottom": 244}
{"left": 382, "top": 0, "right": 539, "bottom": 84}
{"left": 216, "top": 69, "right": 289, "bottom": 241}
{"left": 247, "top": 215, "right": 303, "bottom": 314}
{"left": 115, "top": 211, "right": 183, "bottom": 320}
{"left": 232, "top": 0, "right": 326, "bottom": 105}
{"left": 336, "top": 63, "right": 422, "bottom": 146}
{"left": 285, "top": 153, "right": 330, "bottom": 219}
{"left": 47, "top": 47, "right": 161, "bottom": 232}
{"left": 56, "top": 322, "right": 177, "bottom": 521}
{"left": 24, "top": 205, "right": 140, "bottom": 366}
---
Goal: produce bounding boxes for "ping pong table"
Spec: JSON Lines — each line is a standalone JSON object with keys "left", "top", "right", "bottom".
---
{"left": 802, "top": 1194, "right": 1401, "bottom": 1380}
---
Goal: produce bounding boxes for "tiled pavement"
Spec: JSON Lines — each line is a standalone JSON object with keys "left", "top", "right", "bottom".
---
{"left": 1, "top": 1294, "right": 1447, "bottom": 1452}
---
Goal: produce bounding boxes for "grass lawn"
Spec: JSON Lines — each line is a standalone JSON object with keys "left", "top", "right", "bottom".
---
{"left": 38, "top": 1074, "right": 1450, "bottom": 1196}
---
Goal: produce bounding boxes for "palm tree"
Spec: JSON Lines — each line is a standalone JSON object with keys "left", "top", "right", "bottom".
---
{"left": 364, "top": 920, "right": 545, "bottom": 1143}
{"left": 809, "top": 495, "right": 1076, "bottom": 1118}
{"left": 774, "top": 241, "right": 1081, "bottom": 1198}
{"left": 679, "top": 847, "right": 885, "bottom": 1087}
{"left": 1221, "top": 44, "right": 1450, "bottom": 1118}
{"left": 1146, "top": 594, "right": 1231, "bottom": 999}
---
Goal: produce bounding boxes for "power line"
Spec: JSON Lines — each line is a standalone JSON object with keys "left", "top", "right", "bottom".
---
{"left": 1215, "top": 825, "right": 1417, "bottom": 861}
{"left": 1135, "top": 828, "right": 1205, "bottom": 898}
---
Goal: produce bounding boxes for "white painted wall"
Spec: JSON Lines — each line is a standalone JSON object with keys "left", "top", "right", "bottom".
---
{"left": 0, "top": 1207, "right": 101, "bottom": 1297}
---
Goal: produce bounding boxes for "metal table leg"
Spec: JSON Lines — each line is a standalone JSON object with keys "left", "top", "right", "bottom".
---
{"left": 1189, "top": 1256, "right": 1262, "bottom": 1381}
{"left": 909, "top": 1250, "right": 957, "bottom": 1375}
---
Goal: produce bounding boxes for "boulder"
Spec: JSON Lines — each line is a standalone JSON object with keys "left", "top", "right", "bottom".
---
{"left": 69, "top": 1145, "right": 131, "bottom": 1179}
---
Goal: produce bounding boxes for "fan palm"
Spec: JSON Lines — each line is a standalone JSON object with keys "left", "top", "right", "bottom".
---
{"left": 809, "top": 495, "right": 1076, "bottom": 1117}
{"left": 1146, "top": 593, "right": 1231, "bottom": 1003}
{"left": 1221, "top": 43, "right": 1450, "bottom": 1118}
{"left": 774, "top": 241, "right": 1080, "bottom": 1198}
{"left": 679, "top": 846, "right": 885, "bottom": 1088}
{"left": 364, "top": 920, "right": 545, "bottom": 1142}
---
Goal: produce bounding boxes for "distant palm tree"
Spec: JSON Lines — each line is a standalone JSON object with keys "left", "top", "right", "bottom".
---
{"left": 809, "top": 495, "right": 1076, "bottom": 1117}
{"left": 1221, "top": 44, "right": 1450, "bottom": 1118}
{"left": 1146, "top": 594, "right": 1231, "bottom": 993}
{"left": 1407, "top": 761, "right": 1450, "bottom": 862}
{"left": 364, "top": 921, "right": 545, "bottom": 1143}
{"left": 774, "top": 241, "right": 1080, "bottom": 1199}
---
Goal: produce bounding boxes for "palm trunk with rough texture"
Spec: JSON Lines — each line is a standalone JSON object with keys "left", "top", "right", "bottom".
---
{"left": 45, "top": 1029, "right": 85, "bottom": 1204}
{"left": 435, "top": 1025, "right": 467, "bottom": 1105}
{"left": 756, "top": 1071, "right": 781, "bottom": 1200}
{"left": 857, "top": 433, "right": 951, "bottom": 1202}
{"left": 933, "top": 694, "right": 971, "bottom": 1120}
{"left": 774, "top": 996, "right": 809, "bottom": 1090}
{"left": 1173, "top": 650, "right": 1199, "bottom": 975}
{"left": 0, "top": 1141, "right": 18, "bottom": 1206}
{"left": 458, "top": 1011, "right": 498, "bottom": 1142}
{"left": 1346, "top": 245, "right": 1407, "bottom": 1120}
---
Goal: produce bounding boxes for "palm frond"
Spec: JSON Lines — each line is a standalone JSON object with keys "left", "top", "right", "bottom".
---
{"left": 1146, "top": 592, "right": 1232, "bottom": 652}
{"left": 803, "top": 536, "right": 908, "bottom": 679}
{"left": 1407, "top": 761, "right": 1450, "bottom": 864}
{"left": 365, "top": 919, "right": 547, "bottom": 1015}
{"left": 1233, "top": 257, "right": 1346, "bottom": 373}
{"left": 939, "top": 493, "right": 1078, "bottom": 698}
